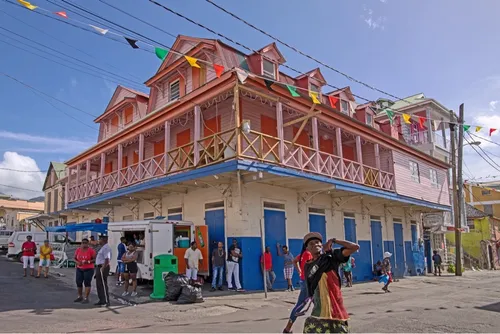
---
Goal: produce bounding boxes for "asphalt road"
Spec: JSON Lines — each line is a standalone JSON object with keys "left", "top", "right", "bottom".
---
{"left": 1, "top": 255, "right": 500, "bottom": 333}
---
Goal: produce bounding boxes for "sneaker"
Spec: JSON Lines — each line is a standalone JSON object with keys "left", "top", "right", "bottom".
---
{"left": 94, "top": 302, "right": 107, "bottom": 307}
{"left": 74, "top": 297, "right": 83, "bottom": 303}
{"left": 116, "top": 282, "right": 121, "bottom": 286}
{"left": 122, "top": 291, "right": 129, "bottom": 297}
{"left": 210, "top": 287, "right": 216, "bottom": 292}
{"left": 218, "top": 287, "right": 223, "bottom": 291}
{"left": 131, "top": 291, "right": 137, "bottom": 297}
{"left": 286, "top": 288, "right": 291, "bottom": 292}
{"left": 81, "top": 298, "right": 89, "bottom": 304}
{"left": 236, "top": 288, "right": 245, "bottom": 292}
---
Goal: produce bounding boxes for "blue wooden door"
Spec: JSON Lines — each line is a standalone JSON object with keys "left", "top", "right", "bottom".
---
{"left": 411, "top": 224, "right": 417, "bottom": 247}
{"left": 393, "top": 223, "right": 405, "bottom": 278}
{"left": 264, "top": 209, "right": 287, "bottom": 289}
{"left": 371, "top": 220, "right": 383, "bottom": 265}
{"left": 309, "top": 214, "right": 327, "bottom": 242}
{"left": 205, "top": 209, "right": 225, "bottom": 276}
{"left": 168, "top": 214, "right": 182, "bottom": 220}
{"left": 344, "top": 217, "right": 357, "bottom": 242}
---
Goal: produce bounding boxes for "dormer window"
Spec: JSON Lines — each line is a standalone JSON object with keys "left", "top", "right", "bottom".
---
{"left": 366, "top": 113, "right": 373, "bottom": 126}
{"left": 310, "top": 83, "right": 320, "bottom": 93}
{"left": 340, "top": 100, "right": 349, "bottom": 114}
{"left": 170, "top": 79, "right": 180, "bottom": 101}
{"left": 262, "top": 58, "right": 276, "bottom": 79}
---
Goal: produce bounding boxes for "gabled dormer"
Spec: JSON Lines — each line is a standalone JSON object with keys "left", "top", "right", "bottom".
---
{"left": 326, "top": 86, "right": 356, "bottom": 116}
{"left": 247, "top": 42, "right": 286, "bottom": 81}
{"left": 95, "top": 86, "right": 149, "bottom": 142}
{"left": 355, "top": 102, "right": 377, "bottom": 128}
{"left": 294, "top": 68, "right": 327, "bottom": 98}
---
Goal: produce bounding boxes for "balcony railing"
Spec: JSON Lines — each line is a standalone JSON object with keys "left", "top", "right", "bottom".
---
{"left": 434, "top": 133, "right": 451, "bottom": 150}
{"left": 67, "top": 127, "right": 395, "bottom": 203}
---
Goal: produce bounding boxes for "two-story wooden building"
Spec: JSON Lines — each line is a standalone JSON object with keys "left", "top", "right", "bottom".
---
{"left": 61, "top": 36, "right": 451, "bottom": 290}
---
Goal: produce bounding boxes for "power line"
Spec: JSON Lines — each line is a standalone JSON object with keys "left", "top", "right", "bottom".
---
{"left": 0, "top": 167, "right": 47, "bottom": 173}
{"left": 466, "top": 133, "right": 500, "bottom": 170}
{"left": 0, "top": 184, "right": 42, "bottom": 193}
{"left": 203, "top": 0, "right": 412, "bottom": 106}
{"left": 463, "top": 135, "right": 500, "bottom": 173}
{"left": 469, "top": 132, "right": 500, "bottom": 147}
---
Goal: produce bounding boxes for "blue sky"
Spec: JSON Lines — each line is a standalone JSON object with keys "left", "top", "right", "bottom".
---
{"left": 1, "top": 0, "right": 499, "bottom": 198}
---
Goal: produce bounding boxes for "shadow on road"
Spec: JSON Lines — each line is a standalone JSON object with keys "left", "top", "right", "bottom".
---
{"left": 475, "top": 302, "right": 500, "bottom": 313}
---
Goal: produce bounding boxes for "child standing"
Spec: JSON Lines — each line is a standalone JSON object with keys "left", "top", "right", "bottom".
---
{"left": 432, "top": 250, "right": 442, "bottom": 276}
{"left": 381, "top": 252, "right": 393, "bottom": 293}
{"left": 341, "top": 256, "right": 355, "bottom": 287}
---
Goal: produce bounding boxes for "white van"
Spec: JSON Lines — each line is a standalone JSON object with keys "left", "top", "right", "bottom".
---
{"left": 108, "top": 219, "right": 209, "bottom": 280}
{"left": 7, "top": 231, "right": 70, "bottom": 261}
{"left": 0, "top": 230, "right": 14, "bottom": 251}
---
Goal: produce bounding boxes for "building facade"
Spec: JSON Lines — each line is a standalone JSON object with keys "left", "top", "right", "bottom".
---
{"left": 0, "top": 197, "right": 44, "bottom": 231}
{"left": 60, "top": 36, "right": 451, "bottom": 289}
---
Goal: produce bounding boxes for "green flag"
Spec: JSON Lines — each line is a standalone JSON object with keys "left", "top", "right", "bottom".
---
{"left": 463, "top": 125, "right": 471, "bottom": 132}
{"left": 155, "top": 47, "right": 169, "bottom": 60}
{"left": 286, "top": 85, "right": 300, "bottom": 97}
{"left": 385, "top": 109, "right": 395, "bottom": 125}
{"left": 264, "top": 80, "right": 274, "bottom": 91}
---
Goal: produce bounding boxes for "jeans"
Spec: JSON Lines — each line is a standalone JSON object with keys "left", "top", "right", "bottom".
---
{"left": 265, "top": 269, "right": 276, "bottom": 289}
{"left": 289, "top": 280, "right": 308, "bottom": 322}
{"left": 226, "top": 261, "right": 241, "bottom": 289}
{"left": 212, "top": 266, "right": 224, "bottom": 288}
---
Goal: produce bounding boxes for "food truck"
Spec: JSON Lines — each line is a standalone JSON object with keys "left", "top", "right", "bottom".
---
{"left": 108, "top": 219, "right": 209, "bottom": 280}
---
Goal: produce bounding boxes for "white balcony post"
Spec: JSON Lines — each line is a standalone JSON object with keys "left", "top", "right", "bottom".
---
{"left": 276, "top": 101, "right": 284, "bottom": 162}
{"left": 312, "top": 117, "right": 320, "bottom": 172}
{"left": 426, "top": 109, "right": 433, "bottom": 144}
{"left": 138, "top": 133, "right": 144, "bottom": 178}
{"left": 117, "top": 144, "right": 123, "bottom": 186}
{"left": 85, "top": 160, "right": 90, "bottom": 196}
{"left": 65, "top": 167, "right": 70, "bottom": 206}
{"left": 194, "top": 105, "right": 201, "bottom": 165}
{"left": 375, "top": 143, "right": 382, "bottom": 187}
{"left": 164, "top": 120, "right": 171, "bottom": 172}
{"left": 356, "top": 136, "right": 364, "bottom": 183}
{"left": 75, "top": 164, "right": 80, "bottom": 200}
{"left": 100, "top": 152, "right": 106, "bottom": 192}
{"left": 336, "top": 127, "right": 344, "bottom": 177}
{"left": 440, "top": 117, "right": 447, "bottom": 149}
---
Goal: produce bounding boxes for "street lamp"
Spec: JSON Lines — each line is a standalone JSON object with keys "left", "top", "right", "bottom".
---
{"left": 464, "top": 141, "right": 481, "bottom": 147}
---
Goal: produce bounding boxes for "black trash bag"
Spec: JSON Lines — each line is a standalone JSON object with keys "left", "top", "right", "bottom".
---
{"left": 164, "top": 272, "right": 190, "bottom": 301}
{"left": 177, "top": 284, "right": 204, "bottom": 304}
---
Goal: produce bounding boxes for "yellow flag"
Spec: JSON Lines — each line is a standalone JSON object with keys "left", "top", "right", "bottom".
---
{"left": 309, "top": 92, "right": 321, "bottom": 104}
{"left": 402, "top": 114, "right": 411, "bottom": 124}
{"left": 184, "top": 56, "right": 201, "bottom": 68}
{"left": 18, "top": 0, "right": 37, "bottom": 10}
{"left": 475, "top": 126, "right": 482, "bottom": 132}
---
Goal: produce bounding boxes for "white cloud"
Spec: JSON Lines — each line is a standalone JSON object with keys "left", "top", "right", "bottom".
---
{"left": 361, "top": 6, "right": 387, "bottom": 30}
{"left": 0, "top": 152, "right": 44, "bottom": 199}
{"left": 0, "top": 130, "right": 94, "bottom": 154}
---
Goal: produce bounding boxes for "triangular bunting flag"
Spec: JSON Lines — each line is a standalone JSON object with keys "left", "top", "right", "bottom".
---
{"left": 418, "top": 117, "right": 426, "bottom": 129}
{"left": 287, "top": 85, "right": 300, "bottom": 97}
{"left": 402, "top": 114, "right": 411, "bottom": 124}
{"left": 125, "top": 37, "right": 139, "bottom": 49}
{"left": 490, "top": 128, "right": 497, "bottom": 136}
{"left": 264, "top": 80, "right": 274, "bottom": 91}
{"left": 55, "top": 11, "right": 68, "bottom": 18}
{"left": 475, "top": 126, "right": 483, "bottom": 132}
{"left": 328, "top": 96, "right": 338, "bottom": 108}
{"left": 154, "top": 47, "right": 168, "bottom": 60}
{"left": 90, "top": 25, "right": 108, "bottom": 35}
{"left": 236, "top": 69, "right": 248, "bottom": 84}
{"left": 309, "top": 92, "right": 321, "bottom": 104}
{"left": 213, "top": 64, "right": 224, "bottom": 78}
{"left": 463, "top": 125, "right": 471, "bottom": 132}
{"left": 385, "top": 109, "right": 394, "bottom": 125}
{"left": 18, "top": 0, "right": 37, "bottom": 10}
{"left": 434, "top": 120, "right": 442, "bottom": 130}
{"left": 184, "top": 56, "right": 201, "bottom": 68}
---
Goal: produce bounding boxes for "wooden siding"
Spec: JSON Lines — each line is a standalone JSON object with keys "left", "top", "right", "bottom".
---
{"left": 392, "top": 151, "right": 450, "bottom": 205}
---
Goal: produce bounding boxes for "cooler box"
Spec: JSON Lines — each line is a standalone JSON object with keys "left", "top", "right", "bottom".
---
{"left": 177, "top": 237, "right": 190, "bottom": 248}
{"left": 150, "top": 254, "right": 178, "bottom": 299}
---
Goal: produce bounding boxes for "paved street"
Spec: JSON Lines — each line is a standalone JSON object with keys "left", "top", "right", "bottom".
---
{"left": 1, "top": 256, "right": 500, "bottom": 333}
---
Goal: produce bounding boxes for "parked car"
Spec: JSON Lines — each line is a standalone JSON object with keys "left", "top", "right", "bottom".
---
{"left": 7, "top": 231, "right": 71, "bottom": 261}
{"left": 0, "top": 230, "right": 14, "bottom": 251}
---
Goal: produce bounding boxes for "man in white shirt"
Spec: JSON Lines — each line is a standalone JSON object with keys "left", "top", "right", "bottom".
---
{"left": 184, "top": 241, "right": 203, "bottom": 282}
{"left": 95, "top": 235, "right": 112, "bottom": 307}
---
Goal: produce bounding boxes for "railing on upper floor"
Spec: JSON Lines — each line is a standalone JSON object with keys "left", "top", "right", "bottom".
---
{"left": 67, "top": 127, "right": 395, "bottom": 203}
{"left": 434, "top": 133, "right": 451, "bottom": 150}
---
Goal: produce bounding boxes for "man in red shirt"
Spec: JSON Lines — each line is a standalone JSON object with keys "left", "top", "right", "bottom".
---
{"left": 22, "top": 235, "right": 37, "bottom": 277}
{"left": 260, "top": 246, "right": 276, "bottom": 291}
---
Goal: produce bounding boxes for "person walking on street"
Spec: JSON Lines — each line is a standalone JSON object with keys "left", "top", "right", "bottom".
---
{"left": 36, "top": 239, "right": 53, "bottom": 278}
{"left": 381, "top": 252, "right": 393, "bottom": 293}
{"left": 211, "top": 241, "right": 225, "bottom": 291}
{"left": 277, "top": 244, "right": 295, "bottom": 291}
{"left": 282, "top": 245, "right": 313, "bottom": 333}
{"left": 227, "top": 239, "right": 244, "bottom": 292}
{"left": 116, "top": 237, "right": 126, "bottom": 286}
{"left": 302, "top": 232, "right": 359, "bottom": 333}
{"left": 122, "top": 243, "right": 138, "bottom": 297}
{"left": 184, "top": 241, "right": 203, "bottom": 283}
{"left": 341, "top": 256, "right": 355, "bottom": 288}
{"left": 432, "top": 250, "right": 442, "bottom": 276}
{"left": 74, "top": 238, "right": 96, "bottom": 304}
{"left": 261, "top": 246, "right": 276, "bottom": 291}
{"left": 95, "top": 235, "right": 112, "bottom": 307}
{"left": 22, "top": 235, "right": 36, "bottom": 277}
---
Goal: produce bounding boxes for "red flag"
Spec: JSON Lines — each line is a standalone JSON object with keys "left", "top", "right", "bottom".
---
{"left": 490, "top": 128, "right": 497, "bottom": 136}
{"left": 55, "top": 11, "right": 68, "bottom": 18}
{"left": 328, "top": 96, "right": 338, "bottom": 109}
{"left": 418, "top": 117, "right": 426, "bottom": 129}
{"left": 213, "top": 64, "right": 224, "bottom": 78}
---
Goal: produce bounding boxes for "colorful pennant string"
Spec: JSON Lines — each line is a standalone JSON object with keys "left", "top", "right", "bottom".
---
{"left": 213, "top": 64, "right": 224, "bottom": 78}
{"left": 490, "top": 128, "right": 497, "bottom": 137}
{"left": 434, "top": 120, "right": 442, "bottom": 130}
{"left": 55, "top": 11, "right": 68, "bottom": 19}
{"left": 125, "top": 37, "right": 139, "bottom": 49}
{"left": 309, "top": 92, "right": 321, "bottom": 104}
{"left": 463, "top": 125, "right": 471, "bottom": 132}
{"left": 286, "top": 85, "right": 300, "bottom": 97}
{"left": 264, "top": 80, "right": 274, "bottom": 91}
{"left": 184, "top": 56, "right": 201, "bottom": 68}
{"left": 18, "top": 0, "right": 37, "bottom": 10}
{"left": 89, "top": 25, "right": 108, "bottom": 35}
{"left": 236, "top": 69, "right": 248, "bottom": 84}
{"left": 475, "top": 126, "right": 483, "bottom": 132}
{"left": 402, "top": 114, "right": 411, "bottom": 124}
{"left": 328, "top": 96, "right": 338, "bottom": 108}
{"left": 154, "top": 47, "right": 168, "bottom": 60}
{"left": 418, "top": 117, "right": 426, "bottom": 129}
{"left": 385, "top": 109, "right": 395, "bottom": 125}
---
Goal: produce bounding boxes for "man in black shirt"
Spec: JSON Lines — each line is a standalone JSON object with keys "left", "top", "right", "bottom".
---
{"left": 226, "top": 239, "right": 244, "bottom": 291}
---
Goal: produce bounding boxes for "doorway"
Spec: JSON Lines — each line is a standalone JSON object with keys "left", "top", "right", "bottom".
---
{"left": 263, "top": 201, "right": 287, "bottom": 290}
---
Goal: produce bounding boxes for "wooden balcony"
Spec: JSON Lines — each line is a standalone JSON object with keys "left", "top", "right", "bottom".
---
{"left": 67, "top": 127, "right": 395, "bottom": 203}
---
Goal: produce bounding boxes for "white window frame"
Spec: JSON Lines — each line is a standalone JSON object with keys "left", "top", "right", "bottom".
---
{"left": 262, "top": 59, "right": 276, "bottom": 80}
{"left": 340, "top": 100, "right": 349, "bottom": 114}
{"left": 310, "top": 82, "right": 320, "bottom": 93}
{"left": 169, "top": 79, "right": 180, "bottom": 101}
{"left": 366, "top": 113, "right": 373, "bottom": 126}
{"left": 429, "top": 169, "right": 439, "bottom": 188}
{"left": 409, "top": 161, "right": 420, "bottom": 183}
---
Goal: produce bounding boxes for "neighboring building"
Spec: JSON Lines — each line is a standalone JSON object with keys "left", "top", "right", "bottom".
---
{"left": 0, "top": 197, "right": 44, "bottom": 231}
{"left": 61, "top": 36, "right": 451, "bottom": 289}
{"left": 446, "top": 204, "right": 500, "bottom": 270}
{"left": 465, "top": 181, "right": 500, "bottom": 217}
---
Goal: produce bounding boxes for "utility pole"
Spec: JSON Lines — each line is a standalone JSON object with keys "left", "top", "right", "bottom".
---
{"left": 455, "top": 104, "right": 464, "bottom": 276}
{"left": 449, "top": 110, "right": 459, "bottom": 275}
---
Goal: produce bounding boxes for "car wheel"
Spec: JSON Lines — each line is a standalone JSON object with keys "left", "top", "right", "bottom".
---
{"left": 17, "top": 253, "right": 23, "bottom": 263}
